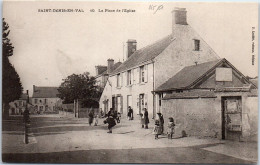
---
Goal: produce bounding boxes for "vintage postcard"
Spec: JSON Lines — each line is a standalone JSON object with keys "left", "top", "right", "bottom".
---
{"left": 2, "top": 1, "right": 258, "bottom": 164}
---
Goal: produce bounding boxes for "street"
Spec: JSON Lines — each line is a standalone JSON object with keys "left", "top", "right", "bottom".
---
{"left": 2, "top": 114, "right": 257, "bottom": 163}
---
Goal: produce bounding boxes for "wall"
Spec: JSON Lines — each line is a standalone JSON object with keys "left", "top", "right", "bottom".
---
{"left": 161, "top": 91, "right": 258, "bottom": 141}
{"left": 154, "top": 24, "right": 220, "bottom": 89}
{"left": 99, "top": 63, "right": 155, "bottom": 119}
{"left": 32, "top": 97, "right": 61, "bottom": 112}
{"left": 161, "top": 97, "right": 221, "bottom": 138}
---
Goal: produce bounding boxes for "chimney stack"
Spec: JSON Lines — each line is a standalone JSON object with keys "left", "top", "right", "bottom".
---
{"left": 107, "top": 59, "right": 114, "bottom": 74}
{"left": 172, "top": 7, "right": 188, "bottom": 26}
{"left": 127, "top": 39, "right": 137, "bottom": 59}
{"left": 33, "top": 85, "right": 36, "bottom": 92}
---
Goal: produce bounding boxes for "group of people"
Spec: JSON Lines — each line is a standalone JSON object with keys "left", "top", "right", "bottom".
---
{"left": 153, "top": 113, "right": 175, "bottom": 140}
{"left": 88, "top": 107, "right": 175, "bottom": 139}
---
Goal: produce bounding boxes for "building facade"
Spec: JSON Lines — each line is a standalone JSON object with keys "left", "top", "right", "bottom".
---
{"left": 32, "top": 85, "right": 61, "bottom": 113}
{"left": 95, "top": 59, "right": 122, "bottom": 92}
{"left": 99, "top": 8, "right": 220, "bottom": 119}
{"left": 9, "top": 92, "right": 29, "bottom": 115}
{"left": 154, "top": 59, "right": 258, "bottom": 141}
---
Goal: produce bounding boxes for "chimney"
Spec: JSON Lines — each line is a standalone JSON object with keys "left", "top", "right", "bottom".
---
{"left": 127, "top": 39, "right": 137, "bottom": 59}
{"left": 33, "top": 85, "right": 36, "bottom": 92}
{"left": 95, "top": 66, "right": 100, "bottom": 76}
{"left": 107, "top": 59, "right": 114, "bottom": 74}
{"left": 172, "top": 7, "right": 188, "bottom": 26}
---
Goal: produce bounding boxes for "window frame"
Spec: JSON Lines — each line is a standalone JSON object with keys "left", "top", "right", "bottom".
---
{"left": 194, "top": 39, "right": 200, "bottom": 51}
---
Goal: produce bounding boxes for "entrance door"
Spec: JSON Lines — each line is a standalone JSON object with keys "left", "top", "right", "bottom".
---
{"left": 221, "top": 96, "right": 242, "bottom": 140}
{"left": 127, "top": 95, "right": 132, "bottom": 108}
{"left": 112, "top": 97, "right": 116, "bottom": 111}
{"left": 139, "top": 94, "right": 144, "bottom": 114}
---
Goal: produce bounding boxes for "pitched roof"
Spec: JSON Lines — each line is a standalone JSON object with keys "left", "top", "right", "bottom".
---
{"left": 111, "top": 35, "right": 174, "bottom": 75}
{"left": 155, "top": 59, "right": 223, "bottom": 92}
{"left": 96, "top": 66, "right": 107, "bottom": 75}
{"left": 163, "top": 90, "right": 216, "bottom": 100}
{"left": 19, "top": 93, "right": 28, "bottom": 100}
{"left": 32, "top": 86, "right": 59, "bottom": 98}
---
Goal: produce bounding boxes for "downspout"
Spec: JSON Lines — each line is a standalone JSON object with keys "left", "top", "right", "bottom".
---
{"left": 152, "top": 59, "right": 155, "bottom": 119}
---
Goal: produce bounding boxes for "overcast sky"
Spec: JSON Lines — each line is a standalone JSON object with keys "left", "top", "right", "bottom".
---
{"left": 3, "top": 1, "right": 258, "bottom": 96}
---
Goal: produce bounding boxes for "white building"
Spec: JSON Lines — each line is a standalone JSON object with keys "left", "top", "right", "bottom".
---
{"left": 99, "top": 8, "right": 220, "bottom": 119}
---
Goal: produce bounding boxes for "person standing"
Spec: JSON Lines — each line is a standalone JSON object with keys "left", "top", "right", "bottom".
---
{"left": 167, "top": 117, "right": 175, "bottom": 139}
{"left": 158, "top": 113, "right": 164, "bottom": 134}
{"left": 127, "top": 106, "right": 132, "bottom": 120}
{"left": 144, "top": 108, "right": 149, "bottom": 129}
{"left": 153, "top": 119, "right": 160, "bottom": 139}
{"left": 88, "top": 110, "right": 94, "bottom": 126}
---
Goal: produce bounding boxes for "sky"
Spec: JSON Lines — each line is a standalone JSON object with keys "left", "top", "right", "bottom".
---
{"left": 3, "top": 1, "right": 258, "bottom": 96}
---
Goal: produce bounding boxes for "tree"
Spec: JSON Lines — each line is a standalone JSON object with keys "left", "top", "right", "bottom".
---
{"left": 58, "top": 72, "right": 101, "bottom": 108}
{"left": 2, "top": 18, "right": 23, "bottom": 117}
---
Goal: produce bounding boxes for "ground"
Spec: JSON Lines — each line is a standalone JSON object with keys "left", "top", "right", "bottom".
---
{"left": 2, "top": 114, "right": 258, "bottom": 163}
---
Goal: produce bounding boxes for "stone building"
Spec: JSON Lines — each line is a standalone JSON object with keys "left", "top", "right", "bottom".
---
{"left": 32, "top": 85, "right": 61, "bottom": 113}
{"left": 9, "top": 91, "right": 29, "bottom": 115}
{"left": 99, "top": 8, "right": 220, "bottom": 118}
{"left": 154, "top": 59, "right": 258, "bottom": 141}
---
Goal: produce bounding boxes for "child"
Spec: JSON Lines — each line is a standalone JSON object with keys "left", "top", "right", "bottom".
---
{"left": 167, "top": 117, "right": 175, "bottom": 139}
{"left": 153, "top": 119, "right": 160, "bottom": 140}
{"left": 104, "top": 114, "right": 116, "bottom": 133}
{"left": 94, "top": 114, "right": 99, "bottom": 126}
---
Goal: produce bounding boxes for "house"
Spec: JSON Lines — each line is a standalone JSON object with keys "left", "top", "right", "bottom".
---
{"left": 99, "top": 7, "right": 220, "bottom": 118}
{"left": 154, "top": 59, "right": 257, "bottom": 141}
{"left": 95, "top": 59, "right": 122, "bottom": 91}
{"left": 9, "top": 91, "right": 29, "bottom": 115}
{"left": 32, "top": 85, "right": 61, "bottom": 113}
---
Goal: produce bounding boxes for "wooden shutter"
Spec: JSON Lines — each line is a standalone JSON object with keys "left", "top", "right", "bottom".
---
{"left": 136, "top": 95, "right": 139, "bottom": 109}
{"left": 120, "top": 73, "right": 123, "bottom": 87}
{"left": 144, "top": 65, "right": 148, "bottom": 83}
{"left": 125, "top": 72, "right": 128, "bottom": 86}
{"left": 131, "top": 70, "right": 134, "bottom": 85}
{"left": 137, "top": 67, "right": 141, "bottom": 83}
{"left": 120, "top": 96, "right": 123, "bottom": 113}
{"left": 144, "top": 94, "right": 148, "bottom": 108}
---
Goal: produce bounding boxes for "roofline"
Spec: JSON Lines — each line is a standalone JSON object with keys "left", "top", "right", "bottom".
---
{"left": 154, "top": 58, "right": 256, "bottom": 92}
{"left": 110, "top": 60, "right": 154, "bottom": 76}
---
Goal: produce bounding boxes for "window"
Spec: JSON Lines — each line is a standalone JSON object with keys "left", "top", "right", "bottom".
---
{"left": 127, "top": 70, "right": 132, "bottom": 85}
{"left": 19, "top": 101, "right": 22, "bottom": 106}
{"left": 44, "top": 99, "right": 47, "bottom": 104}
{"left": 117, "top": 74, "right": 120, "bottom": 87}
{"left": 140, "top": 66, "right": 145, "bottom": 83}
{"left": 194, "top": 39, "right": 200, "bottom": 51}
{"left": 159, "top": 94, "right": 162, "bottom": 106}
{"left": 35, "top": 99, "right": 38, "bottom": 104}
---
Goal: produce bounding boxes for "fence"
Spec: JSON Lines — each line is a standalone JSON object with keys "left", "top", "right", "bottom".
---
{"left": 78, "top": 108, "right": 99, "bottom": 118}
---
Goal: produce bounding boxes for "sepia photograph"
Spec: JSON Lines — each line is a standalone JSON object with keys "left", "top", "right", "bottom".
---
{"left": 2, "top": 1, "right": 258, "bottom": 164}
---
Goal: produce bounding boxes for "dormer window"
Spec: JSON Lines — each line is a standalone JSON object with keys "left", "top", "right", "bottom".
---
{"left": 194, "top": 39, "right": 200, "bottom": 51}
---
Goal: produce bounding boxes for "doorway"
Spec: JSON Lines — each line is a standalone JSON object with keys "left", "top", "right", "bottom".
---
{"left": 221, "top": 96, "right": 242, "bottom": 140}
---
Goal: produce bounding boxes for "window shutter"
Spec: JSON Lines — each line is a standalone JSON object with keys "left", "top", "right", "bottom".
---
{"left": 120, "top": 73, "right": 123, "bottom": 87}
{"left": 138, "top": 67, "right": 141, "bottom": 83}
{"left": 144, "top": 94, "right": 148, "bottom": 108}
{"left": 131, "top": 70, "right": 134, "bottom": 85}
{"left": 120, "top": 96, "right": 123, "bottom": 113}
{"left": 144, "top": 65, "right": 148, "bottom": 83}
{"left": 136, "top": 95, "right": 139, "bottom": 109}
{"left": 125, "top": 72, "right": 128, "bottom": 86}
